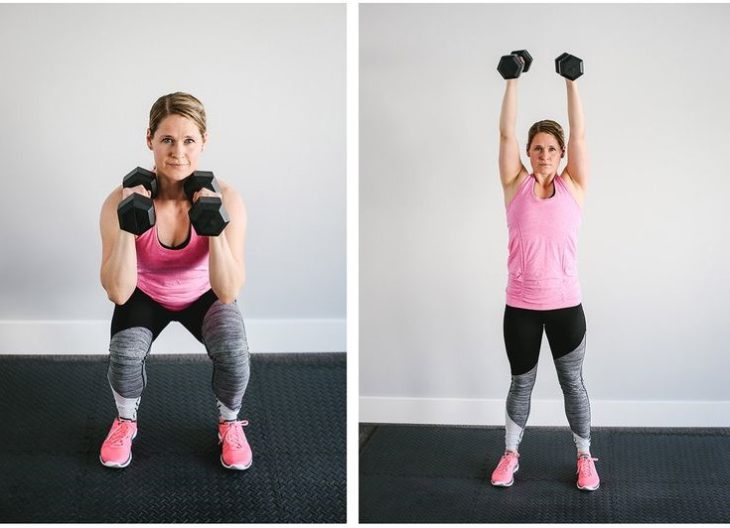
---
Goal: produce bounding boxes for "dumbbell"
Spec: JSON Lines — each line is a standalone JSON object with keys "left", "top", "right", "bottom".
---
{"left": 497, "top": 49, "right": 533, "bottom": 79}
{"left": 555, "top": 53, "right": 583, "bottom": 80}
{"left": 117, "top": 167, "right": 158, "bottom": 235}
{"left": 183, "top": 171, "right": 230, "bottom": 236}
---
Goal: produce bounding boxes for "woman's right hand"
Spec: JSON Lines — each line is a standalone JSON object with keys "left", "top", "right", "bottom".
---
{"left": 120, "top": 184, "right": 152, "bottom": 203}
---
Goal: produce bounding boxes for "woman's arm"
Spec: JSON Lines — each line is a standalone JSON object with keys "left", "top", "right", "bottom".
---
{"left": 499, "top": 79, "right": 528, "bottom": 191}
{"left": 205, "top": 182, "right": 247, "bottom": 304}
{"left": 563, "top": 79, "right": 589, "bottom": 191}
{"left": 99, "top": 187, "right": 139, "bottom": 304}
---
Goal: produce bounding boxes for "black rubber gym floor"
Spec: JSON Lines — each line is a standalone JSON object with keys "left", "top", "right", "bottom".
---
{"left": 360, "top": 423, "right": 730, "bottom": 523}
{"left": 0, "top": 353, "right": 346, "bottom": 523}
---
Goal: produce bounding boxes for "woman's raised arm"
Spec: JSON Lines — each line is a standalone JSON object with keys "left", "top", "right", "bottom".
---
{"left": 499, "top": 79, "right": 528, "bottom": 190}
{"left": 563, "top": 79, "right": 589, "bottom": 191}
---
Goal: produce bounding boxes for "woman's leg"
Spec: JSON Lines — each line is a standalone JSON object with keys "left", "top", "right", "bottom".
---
{"left": 101, "top": 289, "right": 170, "bottom": 468}
{"left": 491, "top": 306, "right": 544, "bottom": 486}
{"left": 544, "top": 304, "right": 591, "bottom": 453}
{"left": 180, "top": 293, "right": 252, "bottom": 470}
{"left": 502, "top": 305, "right": 544, "bottom": 452}
{"left": 202, "top": 301, "right": 251, "bottom": 419}
{"left": 179, "top": 291, "right": 251, "bottom": 421}
{"left": 107, "top": 289, "right": 169, "bottom": 420}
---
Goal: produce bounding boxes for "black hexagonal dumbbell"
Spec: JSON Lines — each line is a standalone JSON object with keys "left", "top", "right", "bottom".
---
{"left": 497, "top": 49, "right": 533, "bottom": 79}
{"left": 555, "top": 52, "right": 584, "bottom": 80}
{"left": 183, "top": 171, "right": 230, "bottom": 237}
{"left": 117, "top": 167, "right": 158, "bottom": 235}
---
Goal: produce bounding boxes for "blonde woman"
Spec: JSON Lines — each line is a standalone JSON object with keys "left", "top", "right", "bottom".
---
{"left": 490, "top": 56, "right": 599, "bottom": 491}
{"left": 98, "top": 92, "right": 251, "bottom": 470}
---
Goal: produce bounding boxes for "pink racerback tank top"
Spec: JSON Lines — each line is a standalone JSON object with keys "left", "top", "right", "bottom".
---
{"left": 505, "top": 174, "right": 582, "bottom": 310}
{"left": 135, "top": 226, "right": 211, "bottom": 311}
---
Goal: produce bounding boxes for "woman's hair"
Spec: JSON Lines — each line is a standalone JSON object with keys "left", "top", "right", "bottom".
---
{"left": 527, "top": 120, "right": 565, "bottom": 154}
{"left": 148, "top": 92, "right": 207, "bottom": 138}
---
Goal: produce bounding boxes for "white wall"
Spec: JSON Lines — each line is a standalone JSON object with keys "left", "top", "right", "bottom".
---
{"left": 0, "top": 4, "right": 345, "bottom": 354}
{"left": 360, "top": 4, "right": 730, "bottom": 426}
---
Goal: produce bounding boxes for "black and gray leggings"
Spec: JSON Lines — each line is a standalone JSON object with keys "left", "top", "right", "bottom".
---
{"left": 503, "top": 303, "right": 591, "bottom": 453}
{"left": 107, "top": 288, "right": 250, "bottom": 421}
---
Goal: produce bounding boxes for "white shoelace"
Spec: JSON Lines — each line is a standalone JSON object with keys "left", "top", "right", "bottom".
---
{"left": 577, "top": 455, "right": 599, "bottom": 477}
{"left": 107, "top": 420, "right": 135, "bottom": 447}
{"left": 221, "top": 420, "right": 249, "bottom": 449}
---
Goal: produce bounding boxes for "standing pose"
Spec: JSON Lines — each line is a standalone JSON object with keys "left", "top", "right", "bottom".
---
{"left": 98, "top": 92, "right": 251, "bottom": 470}
{"left": 490, "top": 52, "right": 599, "bottom": 491}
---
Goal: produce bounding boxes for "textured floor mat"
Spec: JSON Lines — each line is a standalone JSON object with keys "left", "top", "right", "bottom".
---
{"left": 359, "top": 424, "right": 730, "bottom": 523}
{"left": 0, "top": 354, "right": 345, "bottom": 523}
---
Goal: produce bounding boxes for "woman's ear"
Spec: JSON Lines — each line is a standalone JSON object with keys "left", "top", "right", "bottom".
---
{"left": 146, "top": 129, "right": 153, "bottom": 150}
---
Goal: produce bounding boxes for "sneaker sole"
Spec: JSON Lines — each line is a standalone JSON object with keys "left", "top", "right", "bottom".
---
{"left": 577, "top": 482, "right": 600, "bottom": 491}
{"left": 100, "top": 452, "right": 132, "bottom": 469}
{"left": 220, "top": 456, "right": 253, "bottom": 471}
{"left": 491, "top": 463, "right": 519, "bottom": 487}
{"left": 99, "top": 429, "right": 137, "bottom": 469}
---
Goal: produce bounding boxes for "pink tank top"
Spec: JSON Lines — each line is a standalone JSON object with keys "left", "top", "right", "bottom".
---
{"left": 135, "top": 226, "right": 211, "bottom": 311}
{"left": 505, "top": 174, "right": 582, "bottom": 310}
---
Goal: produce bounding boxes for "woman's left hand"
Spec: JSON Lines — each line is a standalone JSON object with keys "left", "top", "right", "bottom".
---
{"left": 192, "top": 187, "right": 223, "bottom": 203}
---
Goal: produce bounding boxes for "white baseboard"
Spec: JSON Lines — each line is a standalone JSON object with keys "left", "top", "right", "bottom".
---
{"left": 360, "top": 396, "right": 730, "bottom": 427}
{"left": 0, "top": 318, "right": 346, "bottom": 355}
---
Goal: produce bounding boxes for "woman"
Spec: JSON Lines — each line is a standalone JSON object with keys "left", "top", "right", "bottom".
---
{"left": 98, "top": 92, "right": 251, "bottom": 471}
{"left": 490, "top": 67, "right": 599, "bottom": 490}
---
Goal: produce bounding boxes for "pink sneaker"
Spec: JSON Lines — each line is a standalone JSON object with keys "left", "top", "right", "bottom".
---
{"left": 491, "top": 451, "right": 520, "bottom": 487}
{"left": 218, "top": 420, "right": 253, "bottom": 470}
{"left": 100, "top": 418, "right": 137, "bottom": 468}
{"left": 577, "top": 454, "right": 600, "bottom": 491}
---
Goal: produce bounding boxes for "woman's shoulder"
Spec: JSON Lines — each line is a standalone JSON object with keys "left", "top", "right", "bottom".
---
{"left": 217, "top": 179, "right": 246, "bottom": 210}
{"left": 101, "top": 185, "right": 123, "bottom": 210}
{"left": 503, "top": 170, "right": 531, "bottom": 208}
{"left": 558, "top": 171, "right": 585, "bottom": 208}
{"left": 217, "top": 178, "right": 241, "bottom": 197}
{"left": 99, "top": 185, "right": 123, "bottom": 235}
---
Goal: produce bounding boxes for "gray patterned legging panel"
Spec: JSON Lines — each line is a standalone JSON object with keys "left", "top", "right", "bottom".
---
{"left": 107, "top": 288, "right": 250, "bottom": 411}
{"left": 502, "top": 304, "right": 591, "bottom": 451}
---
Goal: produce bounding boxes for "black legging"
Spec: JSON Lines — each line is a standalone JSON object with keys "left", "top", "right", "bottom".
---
{"left": 503, "top": 304, "right": 586, "bottom": 375}
{"left": 107, "top": 288, "right": 250, "bottom": 412}
{"left": 502, "top": 303, "right": 591, "bottom": 451}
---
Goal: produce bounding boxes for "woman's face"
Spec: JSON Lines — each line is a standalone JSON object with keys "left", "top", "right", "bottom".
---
{"left": 147, "top": 114, "right": 207, "bottom": 180}
{"left": 527, "top": 132, "right": 563, "bottom": 175}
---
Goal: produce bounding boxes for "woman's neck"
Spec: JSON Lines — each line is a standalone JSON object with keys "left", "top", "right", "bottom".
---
{"left": 533, "top": 171, "right": 556, "bottom": 186}
{"left": 155, "top": 175, "right": 187, "bottom": 201}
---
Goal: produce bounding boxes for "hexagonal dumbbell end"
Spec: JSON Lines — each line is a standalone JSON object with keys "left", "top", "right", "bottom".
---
{"left": 510, "top": 49, "right": 533, "bottom": 73}
{"left": 189, "top": 197, "right": 230, "bottom": 236}
{"left": 497, "top": 54, "right": 524, "bottom": 80}
{"left": 556, "top": 53, "right": 584, "bottom": 80}
{"left": 118, "top": 194, "right": 156, "bottom": 235}
{"left": 122, "top": 167, "right": 158, "bottom": 198}
{"left": 555, "top": 52, "right": 570, "bottom": 74}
